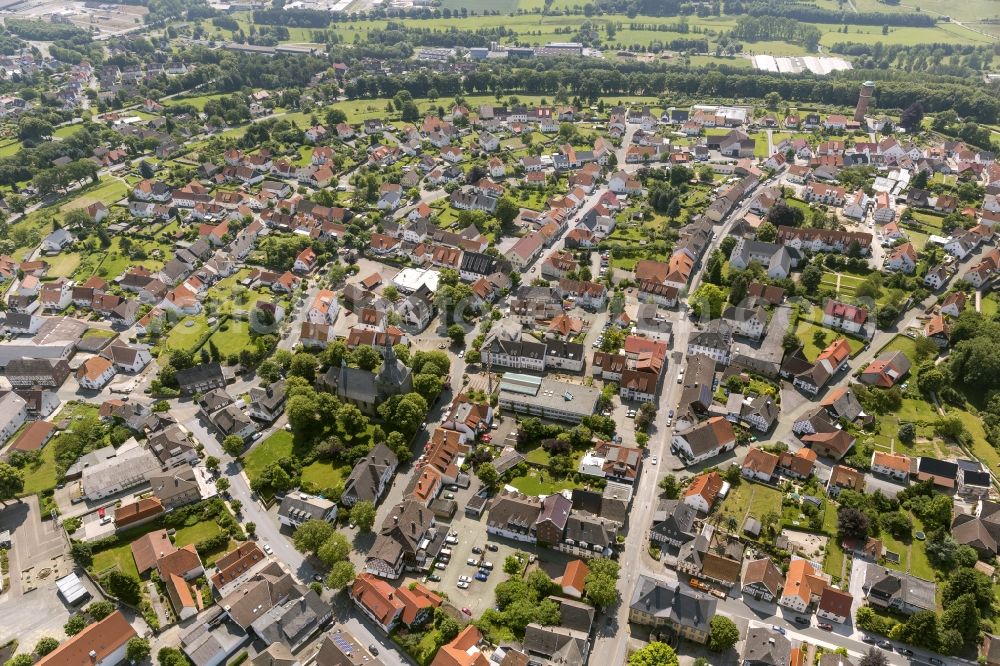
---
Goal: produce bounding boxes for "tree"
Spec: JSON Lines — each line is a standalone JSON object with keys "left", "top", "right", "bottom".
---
{"left": 293, "top": 519, "right": 335, "bottom": 554}
{"left": 628, "top": 642, "right": 679, "bottom": 666}
{"left": 801, "top": 264, "right": 823, "bottom": 293}
{"left": 708, "top": 615, "right": 740, "bottom": 652}
{"left": 349, "top": 500, "right": 377, "bottom": 532}
{"left": 477, "top": 462, "right": 500, "bottom": 490}
{"left": 756, "top": 221, "right": 778, "bottom": 242}
{"left": 584, "top": 558, "right": 619, "bottom": 607}
{"left": 71, "top": 541, "right": 93, "bottom": 567}
{"left": 5, "top": 655, "right": 33, "bottom": 666}
{"left": 103, "top": 571, "right": 141, "bottom": 605}
{"left": 859, "top": 648, "right": 888, "bottom": 666}
{"left": 504, "top": 555, "right": 521, "bottom": 575}
{"left": 495, "top": 197, "right": 519, "bottom": 227}
{"left": 898, "top": 422, "right": 916, "bottom": 444}
{"left": 86, "top": 600, "right": 116, "bottom": 620}
{"left": 353, "top": 345, "right": 382, "bottom": 371}
{"left": 690, "top": 284, "right": 726, "bottom": 319}
{"left": 942, "top": 567, "right": 994, "bottom": 612}
{"left": 222, "top": 435, "right": 244, "bottom": 457}
{"left": 318, "top": 532, "right": 351, "bottom": 567}
{"left": 337, "top": 404, "right": 368, "bottom": 439}
{"left": 940, "top": 592, "right": 980, "bottom": 642}
{"left": 898, "top": 610, "right": 939, "bottom": 650}
{"left": 216, "top": 477, "right": 230, "bottom": 492}
{"left": 900, "top": 101, "right": 924, "bottom": 132}
{"left": 33, "top": 637, "right": 59, "bottom": 657}
{"left": 659, "top": 474, "right": 680, "bottom": 499}
{"left": 126, "top": 637, "right": 151, "bottom": 663}
{"left": 447, "top": 324, "right": 466, "bottom": 345}
{"left": 245, "top": 521, "right": 256, "bottom": 537}
{"left": 157, "top": 647, "right": 190, "bottom": 666}
{"left": 0, "top": 462, "right": 24, "bottom": 502}
{"left": 837, "top": 506, "right": 870, "bottom": 539}
{"left": 205, "top": 455, "right": 220, "bottom": 471}
{"left": 230, "top": 499, "right": 243, "bottom": 514}
{"left": 289, "top": 352, "right": 319, "bottom": 382}
{"left": 64, "top": 614, "right": 89, "bottom": 636}
{"left": 326, "top": 560, "right": 356, "bottom": 590}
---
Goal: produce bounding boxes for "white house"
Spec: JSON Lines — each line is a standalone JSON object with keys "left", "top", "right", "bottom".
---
{"left": 307, "top": 289, "right": 340, "bottom": 325}
{"left": 0, "top": 392, "right": 27, "bottom": 442}
{"left": 671, "top": 417, "right": 736, "bottom": 466}
{"left": 76, "top": 356, "right": 116, "bottom": 390}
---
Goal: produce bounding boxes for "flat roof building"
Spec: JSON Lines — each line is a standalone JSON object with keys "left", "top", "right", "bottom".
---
{"left": 497, "top": 373, "right": 600, "bottom": 423}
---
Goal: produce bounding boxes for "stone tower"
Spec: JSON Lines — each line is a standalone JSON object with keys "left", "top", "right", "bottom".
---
{"left": 854, "top": 81, "right": 875, "bottom": 122}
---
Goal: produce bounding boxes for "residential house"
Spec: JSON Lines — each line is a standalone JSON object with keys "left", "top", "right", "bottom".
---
{"left": 672, "top": 417, "right": 736, "bottom": 466}
{"left": 628, "top": 575, "right": 717, "bottom": 644}
{"left": 278, "top": 491, "right": 338, "bottom": 528}
{"left": 778, "top": 558, "right": 827, "bottom": 613}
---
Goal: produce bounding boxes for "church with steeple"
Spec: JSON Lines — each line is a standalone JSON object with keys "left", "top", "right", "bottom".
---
{"left": 330, "top": 337, "right": 413, "bottom": 415}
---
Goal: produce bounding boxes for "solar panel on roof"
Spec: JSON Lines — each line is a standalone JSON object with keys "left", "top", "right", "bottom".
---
{"left": 333, "top": 634, "right": 353, "bottom": 654}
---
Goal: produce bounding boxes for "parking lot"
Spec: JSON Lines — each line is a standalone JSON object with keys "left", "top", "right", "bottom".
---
{"left": 400, "top": 481, "right": 577, "bottom": 617}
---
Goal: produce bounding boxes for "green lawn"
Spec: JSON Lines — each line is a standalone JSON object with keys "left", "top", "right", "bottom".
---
{"left": 794, "top": 321, "right": 865, "bottom": 361}
{"left": 91, "top": 542, "right": 139, "bottom": 580}
{"left": 244, "top": 431, "right": 294, "bottom": 482}
{"left": 822, "top": 502, "right": 845, "bottom": 581}
{"left": 523, "top": 446, "right": 550, "bottom": 466}
{"left": 19, "top": 442, "right": 59, "bottom": 496}
{"left": 59, "top": 178, "right": 129, "bottom": 213}
{"left": 207, "top": 321, "right": 254, "bottom": 355}
{"left": 301, "top": 461, "right": 349, "bottom": 494}
{"left": 507, "top": 469, "right": 582, "bottom": 495}
{"left": 46, "top": 252, "right": 81, "bottom": 278}
{"left": 164, "top": 316, "right": 211, "bottom": 353}
{"left": 173, "top": 520, "right": 225, "bottom": 548}
{"left": 712, "top": 480, "right": 783, "bottom": 531}
{"left": 909, "top": 516, "right": 936, "bottom": 581}
{"left": 83, "top": 328, "right": 117, "bottom": 341}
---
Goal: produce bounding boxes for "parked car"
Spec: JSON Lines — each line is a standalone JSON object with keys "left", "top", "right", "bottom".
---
{"left": 467, "top": 558, "right": 478, "bottom": 566}
{"left": 475, "top": 572, "right": 488, "bottom": 581}
{"left": 928, "top": 658, "right": 943, "bottom": 665}
{"left": 896, "top": 648, "right": 913, "bottom": 657}
{"left": 861, "top": 635, "right": 876, "bottom": 644}
{"left": 471, "top": 547, "right": 483, "bottom": 554}
{"left": 877, "top": 640, "right": 893, "bottom": 650}
{"left": 428, "top": 574, "right": 441, "bottom": 582}
{"left": 369, "top": 645, "right": 379, "bottom": 656}
{"left": 770, "top": 625, "right": 785, "bottom": 636}
{"left": 459, "top": 576, "right": 471, "bottom": 583}
{"left": 818, "top": 623, "right": 832, "bottom": 631}
{"left": 478, "top": 568, "right": 491, "bottom": 577}
{"left": 487, "top": 544, "right": 498, "bottom": 552}
{"left": 457, "top": 581, "right": 469, "bottom": 589}
{"left": 262, "top": 544, "right": 273, "bottom": 555}
{"left": 650, "top": 456, "right": 658, "bottom": 465}
{"left": 434, "top": 562, "right": 447, "bottom": 570}
{"left": 462, "top": 608, "right": 472, "bottom": 616}
{"left": 482, "top": 561, "right": 494, "bottom": 569}
{"left": 445, "top": 493, "right": 455, "bottom": 500}
{"left": 794, "top": 617, "right": 809, "bottom": 625}
{"left": 445, "top": 536, "right": 458, "bottom": 545}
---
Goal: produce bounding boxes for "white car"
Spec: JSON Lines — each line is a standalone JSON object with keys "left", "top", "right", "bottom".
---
{"left": 459, "top": 575, "right": 472, "bottom": 583}
{"left": 457, "top": 581, "right": 470, "bottom": 589}
{"left": 445, "top": 536, "right": 458, "bottom": 545}
{"left": 262, "top": 544, "right": 273, "bottom": 555}
{"left": 435, "top": 562, "right": 447, "bottom": 570}
{"left": 651, "top": 456, "right": 658, "bottom": 465}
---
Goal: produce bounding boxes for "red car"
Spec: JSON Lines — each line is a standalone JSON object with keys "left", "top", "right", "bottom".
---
{"left": 480, "top": 434, "right": 492, "bottom": 442}
{"left": 462, "top": 607, "right": 472, "bottom": 616}
{"left": 818, "top": 623, "right": 833, "bottom": 631}
{"left": 98, "top": 507, "right": 105, "bottom": 518}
